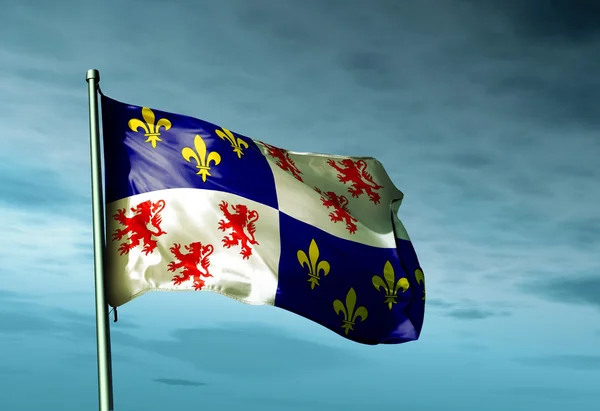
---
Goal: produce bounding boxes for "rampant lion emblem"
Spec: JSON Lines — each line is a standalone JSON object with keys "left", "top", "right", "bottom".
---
{"left": 112, "top": 199, "right": 167, "bottom": 255}
{"left": 327, "top": 159, "right": 383, "bottom": 204}
{"left": 217, "top": 200, "right": 259, "bottom": 259}
{"left": 168, "top": 242, "right": 214, "bottom": 290}
{"left": 314, "top": 187, "right": 358, "bottom": 234}
{"left": 262, "top": 142, "right": 303, "bottom": 182}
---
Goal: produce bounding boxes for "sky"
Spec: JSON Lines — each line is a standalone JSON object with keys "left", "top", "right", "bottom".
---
{"left": 1, "top": 0, "right": 599, "bottom": 409}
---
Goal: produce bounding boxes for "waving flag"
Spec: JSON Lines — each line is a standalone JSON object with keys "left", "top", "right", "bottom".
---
{"left": 100, "top": 94, "right": 425, "bottom": 345}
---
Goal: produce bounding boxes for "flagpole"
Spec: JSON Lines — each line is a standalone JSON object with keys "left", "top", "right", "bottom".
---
{"left": 86, "top": 69, "right": 114, "bottom": 411}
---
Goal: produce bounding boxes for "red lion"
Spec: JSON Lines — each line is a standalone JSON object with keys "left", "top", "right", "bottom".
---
{"left": 262, "top": 142, "right": 303, "bottom": 182}
{"left": 327, "top": 159, "right": 383, "bottom": 204}
{"left": 112, "top": 199, "right": 167, "bottom": 255}
{"left": 168, "top": 242, "right": 214, "bottom": 290}
{"left": 217, "top": 200, "right": 259, "bottom": 259}
{"left": 314, "top": 187, "right": 358, "bottom": 234}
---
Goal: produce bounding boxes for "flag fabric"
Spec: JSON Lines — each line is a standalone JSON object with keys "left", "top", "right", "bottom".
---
{"left": 100, "top": 94, "right": 425, "bottom": 345}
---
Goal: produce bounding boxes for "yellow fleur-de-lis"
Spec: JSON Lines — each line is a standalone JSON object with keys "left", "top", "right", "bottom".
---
{"left": 216, "top": 127, "right": 248, "bottom": 158}
{"left": 128, "top": 108, "right": 171, "bottom": 148}
{"left": 372, "top": 261, "right": 409, "bottom": 310}
{"left": 297, "top": 239, "right": 331, "bottom": 289}
{"left": 415, "top": 268, "right": 425, "bottom": 301}
{"left": 181, "top": 135, "right": 222, "bottom": 182}
{"left": 333, "top": 288, "right": 368, "bottom": 335}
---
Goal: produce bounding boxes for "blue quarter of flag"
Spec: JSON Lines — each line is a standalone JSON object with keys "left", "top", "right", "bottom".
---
{"left": 101, "top": 95, "right": 278, "bottom": 208}
{"left": 275, "top": 212, "right": 421, "bottom": 345}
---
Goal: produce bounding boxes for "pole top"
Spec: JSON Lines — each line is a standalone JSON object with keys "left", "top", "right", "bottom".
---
{"left": 86, "top": 69, "right": 100, "bottom": 82}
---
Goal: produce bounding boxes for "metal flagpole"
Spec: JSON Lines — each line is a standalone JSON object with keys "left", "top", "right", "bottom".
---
{"left": 86, "top": 69, "right": 115, "bottom": 411}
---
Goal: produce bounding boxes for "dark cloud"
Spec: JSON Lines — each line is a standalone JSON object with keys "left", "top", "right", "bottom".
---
{"left": 446, "top": 307, "right": 510, "bottom": 320}
{"left": 552, "top": 164, "right": 597, "bottom": 179}
{"left": 559, "top": 218, "right": 600, "bottom": 249}
{"left": 492, "top": 68, "right": 600, "bottom": 129}
{"left": 515, "top": 354, "right": 600, "bottom": 371}
{"left": 234, "top": 0, "right": 318, "bottom": 50}
{"left": 438, "top": 173, "right": 505, "bottom": 205}
{"left": 521, "top": 276, "right": 600, "bottom": 309}
{"left": 506, "top": 174, "right": 553, "bottom": 199}
{"left": 440, "top": 1, "right": 600, "bottom": 129}
{"left": 426, "top": 298, "right": 513, "bottom": 320}
{"left": 339, "top": 50, "right": 401, "bottom": 91}
{"left": 489, "top": 0, "right": 600, "bottom": 42}
{"left": 426, "top": 299, "right": 455, "bottom": 309}
{"left": 448, "top": 152, "right": 496, "bottom": 170}
{"left": 153, "top": 378, "right": 206, "bottom": 387}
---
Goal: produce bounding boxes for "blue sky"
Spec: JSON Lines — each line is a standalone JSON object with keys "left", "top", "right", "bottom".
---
{"left": 1, "top": 0, "right": 599, "bottom": 409}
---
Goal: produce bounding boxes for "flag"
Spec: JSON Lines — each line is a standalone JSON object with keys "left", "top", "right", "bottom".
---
{"left": 100, "top": 94, "right": 426, "bottom": 345}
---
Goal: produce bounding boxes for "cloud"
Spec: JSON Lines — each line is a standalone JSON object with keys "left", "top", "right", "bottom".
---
{"left": 425, "top": 298, "right": 513, "bottom": 320}
{"left": 452, "top": 0, "right": 600, "bottom": 129}
{"left": 339, "top": 49, "right": 401, "bottom": 91}
{"left": 558, "top": 217, "right": 600, "bottom": 250}
{"left": 120, "top": 323, "right": 366, "bottom": 378}
{"left": 0, "top": 290, "right": 92, "bottom": 335}
{"left": 0, "top": 206, "right": 93, "bottom": 292}
{"left": 0, "top": 291, "right": 363, "bottom": 379}
{"left": 152, "top": 378, "right": 206, "bottom": 387}
{"left": 521, "top": 276, "right": 600, "bottom": 309}
{"left": 426, "top": 299, "right": 455, "bottom": 309}
{"left": 482, "top": 0, "right": 600, "bottom": 42}
{"left": 446, "top": 151, "right": 496, "bottom": 170}
{"left": 446, "top": 308, "right": 510, "bottom": 320}
{"left": 515, "top": 355, "right": 600, "bottom": 371}
{"left": 0, "top": 289, "right": 137, "bottom": 338}
{"left": 0, "top": 310, "right": 63, "bottom": 334}
{"left": 0, "top": 161, "right": 88, "bottom": 216}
